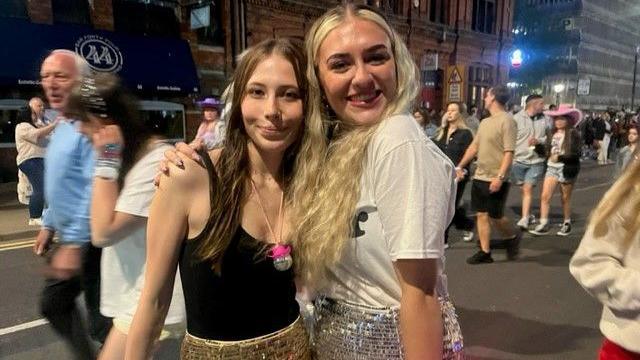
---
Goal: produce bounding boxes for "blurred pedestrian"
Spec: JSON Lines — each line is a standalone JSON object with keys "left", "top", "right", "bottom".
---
{"left": 614, "top": 125, "right": 638, "bottom": 178}
{"left": 193, "top": 97, "right": 225, "bottom": 150}
{"left": 456, "top": 85, "right": 521, "bottom": 264}
{"left": 33, "top": 50, "right": 111, "bottom": 359}
{"left": 69, "top": 73, "right": 186, "bottom": 359}
{"left": 15, "top": 97, "right": 57, "bottom": 225}
{"left": 434, "top": 102, "right": 475, "bottom": 246}
{"left": 570, "top": 156, "right": 640, "bottom": 359}
{"left": 466, "top": 105, "right": 480, "bottom": 134}
{"left": 530, "top": 105, "right": 582, "bottom": 237}
{"left": 512, "top": 94, "right": 547, "bottom": 231}
{"left": 594, "top": 113, "right": 612, "bottom": 165}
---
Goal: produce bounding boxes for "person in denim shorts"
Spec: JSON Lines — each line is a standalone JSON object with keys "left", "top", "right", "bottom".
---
{"left": 512, "top": 94, "right": 548, "bottom": 230}
{"left": 530, "top": 105, "right": 582, "bottom": 237}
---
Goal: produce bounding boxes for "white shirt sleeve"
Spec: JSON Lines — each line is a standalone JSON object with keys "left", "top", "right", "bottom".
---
{"left": 373, "top": 139, "right": 456, "bottom": 261}
{"left": 115, "top": 146, "right": 167, "bottom": 217}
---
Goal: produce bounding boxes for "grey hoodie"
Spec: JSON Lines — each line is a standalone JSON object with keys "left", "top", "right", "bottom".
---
{"left": 513, "top": 109, "right": 547, "bottom": 164}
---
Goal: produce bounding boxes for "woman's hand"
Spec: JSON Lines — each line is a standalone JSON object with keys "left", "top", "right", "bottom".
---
{"left": 92, "top": 124, "right": 124, "bottom": 151}
{"left": 154, "top": 139, "right": 205, "bottom": 186}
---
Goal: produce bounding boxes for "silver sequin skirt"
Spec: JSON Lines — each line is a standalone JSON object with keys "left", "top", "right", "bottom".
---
{"left": 313, "top": 297, "right": 464, "bottom": 360}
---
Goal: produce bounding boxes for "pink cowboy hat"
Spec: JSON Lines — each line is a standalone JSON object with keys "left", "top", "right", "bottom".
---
{"left": 544, "top": 104, "right": 583, "bottom": 126}
{"left": 196, "top": 97, "right": 223, "bottom": 109}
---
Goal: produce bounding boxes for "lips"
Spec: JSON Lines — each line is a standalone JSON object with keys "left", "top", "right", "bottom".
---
{"left": 257, "top": 125, "right": 288, "bottom": 139}
{"left": 346, "top": 90, "right": 382, "bottom": 108}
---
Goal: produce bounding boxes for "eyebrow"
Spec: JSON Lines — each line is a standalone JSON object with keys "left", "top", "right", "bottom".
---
{"left": 325, "top": 44, "right": 390, "bottom": 64}
{"left": 246, "top": 82, "right": 299, "bottom": 90}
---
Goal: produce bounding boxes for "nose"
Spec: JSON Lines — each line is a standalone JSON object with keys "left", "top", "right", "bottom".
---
{"left": 264, "top": 93, "right": 281, "bottom": 123}
{"left": 352, "top": 62, "right": 374, "bottom": 90}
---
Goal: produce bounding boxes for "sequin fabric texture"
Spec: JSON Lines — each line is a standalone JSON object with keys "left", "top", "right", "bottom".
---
{"left": 180, "top": 317, "right": 311, "bottom": 360}
{"left": 313, "top": 297, "right": 465, "bottom": 360}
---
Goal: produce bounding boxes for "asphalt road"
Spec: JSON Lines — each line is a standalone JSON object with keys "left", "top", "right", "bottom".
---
{"left": 0, "top": 161, "right": 613, "bottom": 359}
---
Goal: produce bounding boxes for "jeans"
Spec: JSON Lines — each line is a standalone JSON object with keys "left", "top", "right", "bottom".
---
{"left": 18, "top": 157, "right": 44, "bottom": 218}
{"left": 445, "top": 179, "right": 475, "bottom": 244}
{"left": 40, "top": 244, "right": 112, "bottom": 360}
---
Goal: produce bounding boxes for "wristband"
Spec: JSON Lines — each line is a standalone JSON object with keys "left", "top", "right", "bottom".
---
{"left": 95, "top": 143, "right": 122, "bottom": 181}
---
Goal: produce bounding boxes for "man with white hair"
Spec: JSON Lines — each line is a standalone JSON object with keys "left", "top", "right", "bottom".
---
{"left": 33, "top": 49, "right": 111, "bottom": 358}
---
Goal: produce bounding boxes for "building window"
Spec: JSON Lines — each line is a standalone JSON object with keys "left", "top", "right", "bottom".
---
{"left": 113, "top": 0, "right": 180, "bottom": 38}
{"left": 194, "top": 3, "right": 225, "bottom": 47}
{"left": 52, "top": 0, "right": 91, "bottom": 25}
{"left": 472, "top": 0, "right": 496, "bottom": 34}
{"left": 0, "top": 0, "right": 28, "bottom": 19}
{"left": 429, "top": 0, "right": 446, "bottom": 24}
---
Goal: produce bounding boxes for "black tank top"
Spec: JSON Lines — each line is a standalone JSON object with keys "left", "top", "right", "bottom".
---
{"left": 178, "top": 151, "right": 299, "bottom": 341}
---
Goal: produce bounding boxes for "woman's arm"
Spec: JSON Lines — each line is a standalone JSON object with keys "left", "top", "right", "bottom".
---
{"left": 569, "top": 206, "right": 640, "bottom": 313}
{"left": 91, "top": 178, "right": 146, "bottom": 247}
{"left": 17, "top": 122, "right": 57, "bottom": 144}
{"left": 394, "top": 259, "right": 443, "bottom": 360}
{"left": 125, "top": 156, "right": 200, "bottom": 359}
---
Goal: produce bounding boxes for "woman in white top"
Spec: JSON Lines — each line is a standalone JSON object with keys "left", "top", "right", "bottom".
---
{"left": 292, "top": 4, "right": 461, "bottom": 359}
{"left": 70, "top": 73, "right": 184, "bottom": 359}
{"left": 14, "top": 98, "right": 57, "bottom": 225}
{"left": 570, "top": 155, "right": 640, "bottom": 359}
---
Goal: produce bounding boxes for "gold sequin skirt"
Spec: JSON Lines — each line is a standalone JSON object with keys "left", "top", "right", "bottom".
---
{"left": 180, "top": 317, "right": 311, "bottom": 360}
{"left": 313, "top": 297, "right": 464, "bottom": 360}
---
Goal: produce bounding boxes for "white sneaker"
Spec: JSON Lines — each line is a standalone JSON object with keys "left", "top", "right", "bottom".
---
{"left": 516, "top": 217, "right": 529, "bottom": 230}
{"left": 28, "top": 218, "right": 43, "bottom": 226}
{"left": 462, "top": 231, "right": 474, "bottom": 242}
{"left": 444, "top": 243, "right": 450, "bottom": 249}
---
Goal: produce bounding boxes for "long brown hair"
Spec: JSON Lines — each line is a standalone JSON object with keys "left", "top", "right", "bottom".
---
{"left": 195, "top": 38, "right": 309, "bottom": 267}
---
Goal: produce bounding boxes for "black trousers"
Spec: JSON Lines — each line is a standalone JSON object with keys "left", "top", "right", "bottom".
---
{"left": 40, "top": 243, "right": 112, "bottom": 360}
{"left": 444, "top": 179, "right": 475, "bottom": 244}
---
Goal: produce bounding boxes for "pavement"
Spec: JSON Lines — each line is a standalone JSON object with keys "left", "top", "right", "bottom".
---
{"left": 0, "top": 182, "right": 39, "bottom": 242}
{"left": 0, "top": 159, "right": 616, "bottom": 359}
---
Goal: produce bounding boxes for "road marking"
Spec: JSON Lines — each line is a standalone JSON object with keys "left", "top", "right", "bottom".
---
{"left": 0, "top": 239, "right": 35, "bottom": 251}
{"left": 0, "top": 319, "right": 48, "bottom": 336}
{"left": 573, "top": 181, "right": 612, "bottom": 192}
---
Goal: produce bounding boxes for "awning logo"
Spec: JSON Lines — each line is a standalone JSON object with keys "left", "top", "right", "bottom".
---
{"left": 75, "top": 35, "right": 123, "bottom": 73}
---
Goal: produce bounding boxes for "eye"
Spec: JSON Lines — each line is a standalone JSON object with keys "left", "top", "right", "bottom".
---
{"left": 328, "top": 59, "right": 350, "bottom": 72}
{"left": 247, "top": 87, "right": 265, "bottom": 97}
{"left": 283, "top": 89, "right": 301, "bottom": 100}
{"left": 367, "top": 52, "right": 391, "bottom": 65}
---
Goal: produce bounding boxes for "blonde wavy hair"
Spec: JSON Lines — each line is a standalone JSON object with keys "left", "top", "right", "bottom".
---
{"left": 590, "top": 157, "right": 640, "bottom": 245}
{"left": 291, "top": 3, "right": 420, "bottom": 286}
{"left": 435, "top": 101, "right": 469, "bottom": 142}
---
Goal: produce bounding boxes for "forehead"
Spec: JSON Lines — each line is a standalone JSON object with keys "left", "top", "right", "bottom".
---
{"left": 247, "top": 54, "right": 297, "bottom": 85}
{"left": 318, "top": 18, "right": 391, "bottom": 58}
{"left": 41, "top": 54, "right": 77, "bottom": 74}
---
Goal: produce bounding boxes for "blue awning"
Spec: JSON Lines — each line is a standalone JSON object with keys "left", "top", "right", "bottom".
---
{"left": 0, "top": 18, "right": 200, "bottom": 94}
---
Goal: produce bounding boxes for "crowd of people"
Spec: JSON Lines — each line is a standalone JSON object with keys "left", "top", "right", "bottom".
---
{"left": 12, "top": 3, "right": 639, "bottom": 360}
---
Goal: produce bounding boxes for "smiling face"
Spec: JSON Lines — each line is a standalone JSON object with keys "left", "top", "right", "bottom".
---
{"left": 240, "top": 54, "right": 304, "bottom": 155}
{"left": 316, "top": 18, "right": 397, "bottom": 126}
{"left": 40, "top": 53, "right": 79, "bottom": 112}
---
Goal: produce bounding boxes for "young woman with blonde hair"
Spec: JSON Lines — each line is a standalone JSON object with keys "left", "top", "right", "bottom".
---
{"left": 125, "top": 38, "right": 313, "bottom": 359}
{"left": 292, "top": 4, "right": 463, "bottom": 359}
{"left": 433, "top": 102, "right": 475, "bottom": 247}
{"left": 570, "top": 156, "right": 640, "bottom": 359}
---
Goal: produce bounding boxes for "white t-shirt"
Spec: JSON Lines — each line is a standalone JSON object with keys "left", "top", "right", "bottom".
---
{"left": 100, "top": 142, "right": 185, "bottom": 325}
{"left": 548, "top": 131, "right": 565, "bottom": 168}
{"left": 322, "top": 114, "right": 456, "bottom": 308}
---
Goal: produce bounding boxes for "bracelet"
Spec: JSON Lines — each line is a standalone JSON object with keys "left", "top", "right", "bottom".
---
{"left": 95, "top": 143, "right": 122, "bottom": 181}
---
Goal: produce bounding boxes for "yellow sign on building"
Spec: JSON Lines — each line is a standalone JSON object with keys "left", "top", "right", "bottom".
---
{"left": 446, "top": 65, "right": 466, "bottom": 103}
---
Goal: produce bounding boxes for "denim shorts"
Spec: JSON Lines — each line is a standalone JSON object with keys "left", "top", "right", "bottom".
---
{"left": 545, "top": 164, "right": 576, "bottom": 184}
{"left": 511, "top": 162, "right": 545, "bottom": 185}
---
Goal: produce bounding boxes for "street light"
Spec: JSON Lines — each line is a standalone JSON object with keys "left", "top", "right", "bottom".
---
{"left": 553, "top": 83, "right": 565, "bottom": 106}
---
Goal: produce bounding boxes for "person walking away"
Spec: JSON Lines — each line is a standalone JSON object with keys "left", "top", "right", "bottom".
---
{"left": 456, "top": 85, "right": 521, "bottom": 264}
{"left": 570, "top": 157, "right": 640, "bottom": 359}
{"left": 434, "top": 102, "right": 475, "bottom": 246}
{"left": 15, "top": 97, "right": 57, "bottom": 225}
{"left": 530, "top": 105, "right": 582, "bottom": 237}
{"left": 33, "top": 50, "right": 112, "bottom": 359}
{"left": 512, "top": 94, "right": 547, "bottom": 231}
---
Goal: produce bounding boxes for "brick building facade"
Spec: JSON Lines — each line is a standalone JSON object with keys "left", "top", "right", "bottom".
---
{"left": 0, "top": 0, "right": 513, "bottom": 182}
